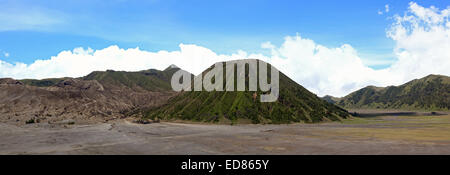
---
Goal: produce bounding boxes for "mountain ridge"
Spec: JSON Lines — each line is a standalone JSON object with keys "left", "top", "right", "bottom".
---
{"left": 335, "top": 74, "right": 450, "bottom": 111}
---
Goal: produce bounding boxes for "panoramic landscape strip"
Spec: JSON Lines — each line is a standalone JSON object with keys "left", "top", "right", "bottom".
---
{"left": 0, "top": 1, "right": 449, "bottom": 173}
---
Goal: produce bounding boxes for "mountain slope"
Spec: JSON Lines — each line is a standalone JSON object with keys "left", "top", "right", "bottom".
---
{"left": 337, "top": 74, "right": 450, "bottom": 110}
{"left": 322, "top": 95, "right": 340, "bottom": 104}
{"left": 21, "top": 78, "right": 70, "bottom": 87}
{"left": 144, "top": 59, "right": 350, "bottom": 124}
{"left": 20, "top": 66, "right": 181, "bottom": 91}
{"left": 0, "top": 66, "right": 180, "bottom": 124}
{"left": 82, "top": 67, "right": 179, "bottom": 91}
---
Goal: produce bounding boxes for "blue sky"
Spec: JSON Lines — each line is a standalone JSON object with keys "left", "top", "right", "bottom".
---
{"left": 0, "top": 0, "right": 447, "bottom": 68}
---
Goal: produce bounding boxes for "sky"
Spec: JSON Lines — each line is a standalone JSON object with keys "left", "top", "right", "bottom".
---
{"left": 0, "top": 0, "right": 449, "bottom": 97}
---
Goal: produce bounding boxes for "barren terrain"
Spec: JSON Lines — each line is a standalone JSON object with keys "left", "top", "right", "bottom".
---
{"left": 1, "top": 112, "right": 450, "bottom": 155}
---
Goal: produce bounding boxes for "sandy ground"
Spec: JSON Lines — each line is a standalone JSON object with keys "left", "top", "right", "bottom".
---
{"left": 1, "top": 114, "right": 450, "bottom": 155}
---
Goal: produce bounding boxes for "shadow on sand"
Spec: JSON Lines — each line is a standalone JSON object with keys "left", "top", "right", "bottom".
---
{"left": 350, "top": 111, "right": 446, "bottom": 118}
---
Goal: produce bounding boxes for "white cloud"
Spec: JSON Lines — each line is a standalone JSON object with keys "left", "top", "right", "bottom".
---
{"left": 386, "top": 2, "right": 450, "bottom": 83}
{"left": 385, "top": 4, "right": 390, "bottom": 13}
{"left": 4, "top": 52, "right": 9, "bottom": 58}
{"left": 0, "top": 2, "right": 449, "bottom": 97}
{"left": 378, "top": 10, "right": 383, "bottom": 15}
{"left": 0, "top": 44, "right": 249, "bottom": 80}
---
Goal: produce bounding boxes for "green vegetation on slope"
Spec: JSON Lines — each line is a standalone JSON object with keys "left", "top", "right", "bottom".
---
{"left": 337, "top": 74, "right": 450, "bottom": 111}
{"left": 20, "top": 66, "right": 181, "bottom": 92}
{"left": 20, "top": 78, "right": 69, "bottom": 87}
{"left": 322, "top": 95, "right": 340, "bottom": 104}
{"left": 82, "top": 67, "right": 181, "bottom": 91}
{"left": 144, "top": 60, "right": 350, "bottom": 124}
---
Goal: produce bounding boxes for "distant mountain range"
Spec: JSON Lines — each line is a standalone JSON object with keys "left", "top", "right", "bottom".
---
{"left": 0, "top": 59, "right": 351, "bottom": 124}
{"left": 1, "top": 59, "right": 448, "bottom": 125}
{"left": 324, "top": 75, "right": 450, "bottom": 111}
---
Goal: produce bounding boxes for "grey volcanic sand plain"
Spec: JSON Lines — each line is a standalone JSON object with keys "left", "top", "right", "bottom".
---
{"left": 2, "top": 113, "right": 450, "bottom": 155}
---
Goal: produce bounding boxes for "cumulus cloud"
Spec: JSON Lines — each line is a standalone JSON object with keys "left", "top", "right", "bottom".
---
{"left": 255, "top": 36, "right": 392, "bottom": 97}
{"left": 0, "top": 2, "right": 449, "bottom": 97}
{"left": 386, "top": 2, "right": 450, "bottom": 83}
{"left": 0, "top": 44, "right": 245, "bottom": 80}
